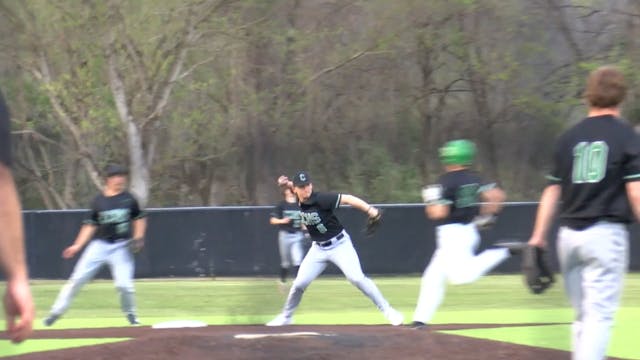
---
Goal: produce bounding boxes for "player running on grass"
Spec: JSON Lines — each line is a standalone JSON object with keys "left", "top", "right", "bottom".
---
{"left": 266, "top": 171, "right": 404, "bottom": 326}
{"left": 410, "top": 139, "right": 522, "bottom": 329}
{"left": 43, "top": 164, "right": 147, "bottom": 327}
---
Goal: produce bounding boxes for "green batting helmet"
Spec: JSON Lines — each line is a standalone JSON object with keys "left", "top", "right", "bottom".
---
{"left": 439, "top": 139, "right": 476, "bottom": 166}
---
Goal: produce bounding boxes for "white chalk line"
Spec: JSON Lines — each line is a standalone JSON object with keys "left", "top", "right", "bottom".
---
{"left": 234, "top": 331, "right": 336, "bottom": 340}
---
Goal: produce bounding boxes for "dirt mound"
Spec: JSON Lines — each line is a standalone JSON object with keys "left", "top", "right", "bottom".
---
{"left": 3, "top": 324, "right": 575, "bottom": 360}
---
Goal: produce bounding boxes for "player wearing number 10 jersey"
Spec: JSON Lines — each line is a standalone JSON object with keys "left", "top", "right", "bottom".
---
{"left": 528, "top": 66, "right": 640, "bottom": 360}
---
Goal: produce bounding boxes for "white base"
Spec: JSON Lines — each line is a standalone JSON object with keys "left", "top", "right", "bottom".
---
{"left": 151, "top": 320, "right": 208, "bottom": 329}
{"left": 235, "top": 332, "right": 330, "bottom": 339}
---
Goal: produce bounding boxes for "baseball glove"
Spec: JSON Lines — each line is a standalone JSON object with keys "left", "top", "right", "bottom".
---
{"left": 522, "top": 246, "right": 555, "bottom": 294}
{"left": 364, "top": 209, "right": 383, "bottom": 237}
{"left": 129, "top": 237, "right": 144, "bottom": 254}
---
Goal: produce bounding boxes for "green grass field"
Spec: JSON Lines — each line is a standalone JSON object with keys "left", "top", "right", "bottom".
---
{"left": 1, "top": 273, "right": 639, "bottom": 359}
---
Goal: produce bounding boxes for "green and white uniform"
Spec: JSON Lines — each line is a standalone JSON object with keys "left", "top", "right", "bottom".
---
{"left": 412, "top": 169, "right": 510, "bottom": 324}
{"left": 271, "top": 200, "right": 304, "bottom": 269}
{"left": 548, "top": 114, "right": 640, "bottom": 360}
{"left": 48, "top": 191, "right": 146, "bottom": 319}
{"left": 273, "top": 191, "right": 398, "bottom": 324}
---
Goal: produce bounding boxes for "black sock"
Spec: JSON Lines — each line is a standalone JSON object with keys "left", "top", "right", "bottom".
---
{"left": 280, "top": 267, "right": 288, "bottom": 282}
{"left": 292, "top": 266, "right": 300, "bottom": 277}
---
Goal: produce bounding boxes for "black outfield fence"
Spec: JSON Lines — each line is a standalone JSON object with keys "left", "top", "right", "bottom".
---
{"left": 23, "top": 203, "right": 640, "bottom": 279}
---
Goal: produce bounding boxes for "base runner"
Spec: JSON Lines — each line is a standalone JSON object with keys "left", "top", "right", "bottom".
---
{"left": 411, "top": 139, "right": 520, "bottom": 329}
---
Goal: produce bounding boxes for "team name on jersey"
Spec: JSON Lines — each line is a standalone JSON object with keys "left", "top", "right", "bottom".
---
{"left": 299, "top": 211, "right": 321, "bottom": 226}
{"left": 283, "top": 209, "right": 302, "bottom": 227}
{"left": 98, "top": 208, "right": 131, "bottom": 224}
{"left": 283, "top": 209, "right": 300, "bottom": 219}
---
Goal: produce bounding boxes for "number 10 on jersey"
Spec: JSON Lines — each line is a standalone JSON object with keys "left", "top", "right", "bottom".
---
{"left": 572, "top": 141, "right": 608, "bottom": 184}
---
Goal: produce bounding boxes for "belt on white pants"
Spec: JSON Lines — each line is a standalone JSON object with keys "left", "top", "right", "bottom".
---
{"left": 315, "top": 231, "right": 345, "bottom": 248}
{"left": 97, "top": 238, "right": 130, "bottom": 244}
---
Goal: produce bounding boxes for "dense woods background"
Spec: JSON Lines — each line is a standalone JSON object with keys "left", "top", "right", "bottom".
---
{"left": 1, "top": 0, "right": 640, "bottom": 209}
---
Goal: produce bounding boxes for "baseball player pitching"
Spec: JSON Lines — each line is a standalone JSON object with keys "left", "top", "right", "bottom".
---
{"left": 269, "top": 185, "right": 305, "bottom": 288}
{"left": 528, "top": 66, "right": 639, "bottom": 360}
{"left": 411, "top": 139, "right": 520, "bottom": 329}
{"left": 266, "top": 171, "right": 404, "bottom": 326}
{"left": 43, "top": 164, "right": 147, "bottom": 327}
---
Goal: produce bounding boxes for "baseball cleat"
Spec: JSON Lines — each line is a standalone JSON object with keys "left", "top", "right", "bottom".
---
{"left": 384, "top": 308, "right": 404, "bottom": 326}
{"left": 127, "top": 314, "right": 141, "bottom": 326}
{"left": 494, "top": 241, "right": 528, "bottom": 256}
{"left": 266, "top": 313, "right": 293, "bottom": 326}
{"left": 43, "top": 314, "right": 60, "bottom": 327}
{"left": 409, "top": 321, "right": 428, "bottom": 330}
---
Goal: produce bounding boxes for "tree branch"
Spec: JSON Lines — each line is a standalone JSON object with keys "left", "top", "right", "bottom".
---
{"left": 31, "top": 50, "right": 103, "bottom": 190}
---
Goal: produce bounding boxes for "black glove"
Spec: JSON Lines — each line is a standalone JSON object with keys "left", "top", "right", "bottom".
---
{"left": 522, "top": 246, "right": 555, "bottom": 294}
{"left": 130, "top": 237, "right": 145, "bottom": 253}
{"left": 364, "top": 209, "right": 383, "bottom": 237}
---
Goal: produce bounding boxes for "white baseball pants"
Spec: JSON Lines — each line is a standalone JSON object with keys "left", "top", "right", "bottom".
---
{"left": 49, "top": 239, "right": 137, "bottom": 317}
{"left": 278, "top": 230, "right": 304, "bottom": 268}
{"left": 279, "top": 231, "right": 393, "bottom": 318}
{"left": 412, "top": 223, "right": 509, "bottom": 324}
{"left": 557, "top": 222, "right": 629, "bottom": 360}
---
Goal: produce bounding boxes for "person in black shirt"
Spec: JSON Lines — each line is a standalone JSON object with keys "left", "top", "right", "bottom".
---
{"left": 0, "top": 90, "right": 35, "bottom": 343}
{"left": 43, "top": 164, "right": 147, "bottom": 327}
{"left": 266, "top": 171, "right": 404, "bottom": 326}
{"left": 528, "top": 66, "right": 640, "bottom": 360}
{"left": 269, "top": 185, "right": 304, "bottom": 288}
{"left": 410, "top": 139, "right": 512, "bottom": 329}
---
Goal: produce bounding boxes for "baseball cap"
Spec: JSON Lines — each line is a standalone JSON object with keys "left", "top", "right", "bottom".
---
{"left": 292, "top": 171, "right": 311, "bottom": 187}
{"left": 105, "top": 164, "right": 129, "bottom": 177}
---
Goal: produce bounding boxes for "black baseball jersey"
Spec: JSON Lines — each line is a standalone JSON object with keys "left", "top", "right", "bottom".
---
{"left": 83, "top": 191, "right": 146, "bottom": 242}
{"left": 435, "top": 169, "right": 495, "bottom": 225}
{"left": 547, "top": 115, "right": 640, "bottom": 230}
{"left": 0, "top": 91, "right": 11, "bottom": 168}
{"left": 271, "top": 200, "right": 303, "bottom": 233}
{"left": 298, "top": 191, "right": 344, "bottom": 241}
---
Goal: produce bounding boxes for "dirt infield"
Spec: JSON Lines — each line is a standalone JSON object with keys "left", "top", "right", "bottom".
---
{"left": 2, "top": 324, "right": 590, "bottom": 360}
